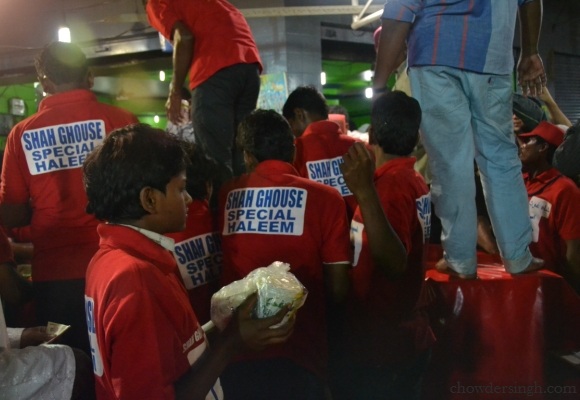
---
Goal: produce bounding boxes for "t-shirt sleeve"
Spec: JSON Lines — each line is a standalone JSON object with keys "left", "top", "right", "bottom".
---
{"left": 0, "top": 128, "right": 30, "bottom": 204}
{"left": 382, "top": 0, "right": 420, "bottom": 23}
{"left": 379, "top": 186, "right": 415, "bottom": 255}
{"left": 553, "top": 185, "right": 580, "bottom": 241}
{"left": 146, "top": 0, "right": 181, "bottom": 40}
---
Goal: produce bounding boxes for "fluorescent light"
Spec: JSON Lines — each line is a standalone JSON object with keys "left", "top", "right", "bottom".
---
{"left": 363, "top": 69, "right": 373, "bottom": 81}
{"left": 154, "top": 115, "right": 160, "bottom": 124}
{"left": 159, "top": 71, "right": 166, "bottom": 82}
{"left": 58, "top": 27, "right": 71, "bottom": 43}
{"left": 320, "top": 71, "right": 327, "bottom": 86}
{"left": 365, "top": 88, "right": 373, "bottom": 99}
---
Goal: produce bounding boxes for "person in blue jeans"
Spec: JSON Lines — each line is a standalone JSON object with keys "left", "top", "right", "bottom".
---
{"left": 373, "top": 0, "right": 546, "bottom": 278}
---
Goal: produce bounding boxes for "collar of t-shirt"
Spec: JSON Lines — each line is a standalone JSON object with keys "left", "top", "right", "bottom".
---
{"left": 374, "top": 156, "right": 416, "bottom": 180}
{"left": 117, "top": 224, "right": 175, "bottom": 252}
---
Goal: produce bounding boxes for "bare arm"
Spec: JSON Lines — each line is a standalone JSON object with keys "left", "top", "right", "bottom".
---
{"left": 517, "top": 0, "right": 546, "bottom": 97}
{"left": 373, "top": 19, "right": 412, "bottom": 92}
{"left": 174, "top": 294, "right": 294, "bottom": 400}
{"left": 341, "top": 143, "right": 407, "bottom": 278}
{"left": 167, "top": 21, "right": 195, "bottom": 124}
{"left": 0, "top": 203, "right": 32, "bottom": 228}
{"left": 537, "top": 87, "right": 572, "bottom": 127}
{"left": 323, "top": 262, "right": 350, "bottom": 305}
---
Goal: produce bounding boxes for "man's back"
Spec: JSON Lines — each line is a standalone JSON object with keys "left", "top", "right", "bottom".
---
{"left": 0, "top": 89, "right": 138, "bottom": 281}
{"left": 218, "top": 159, "right": 350, "bottom": 378}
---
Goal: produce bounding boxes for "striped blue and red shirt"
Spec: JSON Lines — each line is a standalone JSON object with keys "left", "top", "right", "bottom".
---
{"left": 382, "top": 0, "right": 536, "bottom": 75}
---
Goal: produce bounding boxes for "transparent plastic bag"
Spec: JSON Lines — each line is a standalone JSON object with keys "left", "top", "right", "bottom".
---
{"left": 210, "top": 262, "right": 307, "bottom": 331}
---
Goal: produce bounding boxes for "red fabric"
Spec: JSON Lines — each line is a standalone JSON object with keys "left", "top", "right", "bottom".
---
{"left": 218, "top": 160, "right": 351, "bottom": 378}
{"left": 423, "top": 245, "right": 580, "bottom": 400}
{"left": 85, "top": 224, "right": 215, "bottom": 400}
{"left": 0, "top": 90, "right": 138, "bottom": 281}
{"left": 166, "top": 199, "right": 222, "bottom": 324}
{"left": 146, "top": 0, "right": 262, "bottom": 91}
{"left": 346, "top": 157, "right": 435, "bottom": 365}
{"left": 293, "top": 120, "right": 362, "bottom": 218}
{"left": 524, "top": 168, "right": 580, "bottom": 273}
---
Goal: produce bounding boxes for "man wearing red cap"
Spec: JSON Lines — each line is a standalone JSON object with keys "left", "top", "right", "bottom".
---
{"left": 518, "top": 121, "right": 580, "bottom": 292}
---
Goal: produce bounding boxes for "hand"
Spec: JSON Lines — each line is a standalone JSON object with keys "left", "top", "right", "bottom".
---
{"left": 536, "top": 85, "right": 553, "bottom": 103}
{"left": 517, "top": 54, "right": 546, "bottom": 97}
{"left": 340, "top": 142, "right": 375, "bottom": 199}
{"left": 166, "top": 89, "right": 185, "bottom": 125}
{"left": 20, "top": 326, "right": 56, "bottom": 348}
{"left": 233, "top": 293, "right": 295, "bottom": 352}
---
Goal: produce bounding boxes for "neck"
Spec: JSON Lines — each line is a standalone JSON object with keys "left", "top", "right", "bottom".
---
{"left": 374, "top": 149, "right": 404, "bottom": 169}
{"left": 526, "top": 161, "right": 552, "bottom": 180}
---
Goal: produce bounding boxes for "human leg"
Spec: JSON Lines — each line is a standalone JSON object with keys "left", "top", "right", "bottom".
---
{"left": 469, "top": 73, "right": 534, "bottom": 273}
{"left": 409, "top": 66, "right": 478, "bottom": 276}
{"left": 192, "top": 63, "right": 260, "bottom": 178}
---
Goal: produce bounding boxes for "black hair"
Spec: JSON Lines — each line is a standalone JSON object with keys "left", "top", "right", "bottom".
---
{"left": 181, "top": 141, "right": 219, "bottom": 200}
{"left": 35, "top": 42, "right": 89, "bottom": 86}
{"left": 370, "top": 91, "right": 422, "bottom": 156}
{"left": 237, "top": 109, "right": 295, "bottom": 163}
{"left": 282, "top": 85, "right": 329, "bottom": 120}
{"left": 83, "top": 123, "right": 188, "bottom": 222}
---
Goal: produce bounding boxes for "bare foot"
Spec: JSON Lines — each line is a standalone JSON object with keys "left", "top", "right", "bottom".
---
{"left": 435, "top": 258, "right": 478, "bottom": 280}
{"left": 509, "top": 257, "right": 544, "bottom": 275}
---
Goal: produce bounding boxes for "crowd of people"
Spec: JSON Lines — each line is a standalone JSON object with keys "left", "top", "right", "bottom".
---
{"left": 0, "top": 0, "right": 579, "bottom": 399}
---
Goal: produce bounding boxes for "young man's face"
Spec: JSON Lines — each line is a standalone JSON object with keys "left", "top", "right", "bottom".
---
{"left": 518, "top": 136, "right": 544, "bottom": 168}
{"left": 156, "top": 171, "right": 192, "bottom": 233}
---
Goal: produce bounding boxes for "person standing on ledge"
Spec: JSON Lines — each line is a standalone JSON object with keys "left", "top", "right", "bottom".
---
{"left": 373, "top": 0, "right": 546, "bottom": 278}
{"left": 144, "top": 0, "right": 262, "bottom": 179}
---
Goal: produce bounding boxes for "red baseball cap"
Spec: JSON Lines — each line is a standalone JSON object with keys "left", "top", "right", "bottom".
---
{"left": 518, "top": 121, "right": 564, "bottom": 147}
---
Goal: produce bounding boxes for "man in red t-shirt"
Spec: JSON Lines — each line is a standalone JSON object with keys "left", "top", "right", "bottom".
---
{"left": 518, "top": 121, "right": 580, "bottom": 293}
{"left": 218, "top": 110, "right": 351, "bottom": 400}
{"left": 336, "top": 91, "right": 435, "bottom": 400}
{"left": 282, "top": 86, "right": 361, "bottom": 219}
{"left": 0, "top": 42, "right": 138, "bottom": 354}
{"left": 144, "top": 0, "right": 262, "bottom": 178}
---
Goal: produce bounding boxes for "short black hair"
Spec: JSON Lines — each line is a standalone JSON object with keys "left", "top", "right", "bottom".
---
{"left": 282, "top": 85, "right": 328, "bottom": 120}
{"left": 370, "top": 91, "right": 422, "bottom": 156}
{"left": 181, "top": 141, "right": 219, "bottom": 200}
{"left": 83, "top": 124, "right": 188, "bottom": 222}
{"left": 237, "top": 109, "right": 295, "bottom": 163}
{"left": 35, "top": 42, "right": 89, "bottom": 86}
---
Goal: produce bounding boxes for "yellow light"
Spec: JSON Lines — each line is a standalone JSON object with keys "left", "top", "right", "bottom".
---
{"left": 159, "top": 71, "right": 166, "bottom": 82}
{"left": 154, "top": 115, "right": 160, "bottom": 124}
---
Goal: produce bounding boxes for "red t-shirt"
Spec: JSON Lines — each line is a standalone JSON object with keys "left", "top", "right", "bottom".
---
{"left": 0, "top": 90, "right": 138, "bottom": 281}
{"left": 218, "top": 160, "right": 351, "bottom": 378}
{"left": 293, "top": 120, "right": 362, "bottom": 218}
{"left": 347, "top": 157, "right": 435, "bottom": 365}
{"left": 85, "top": 224, "right": 222, "bottom": 400}
{"left": 166, "top": 199, "right": 222, "bottom": 324}
{"left": 146, "top": 0, "right": 262, "bottom": 90}
{"left": 524, "top": 168, "right": 580, "bottom": 273}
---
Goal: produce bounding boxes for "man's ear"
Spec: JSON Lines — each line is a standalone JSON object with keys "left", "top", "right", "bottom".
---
{"left": 243, "top": 150, "right": 258, "bottom": 172}
{"left": 86, "top": 70, "right": 94, "bottom": 90}
{"left": 139, "top": 187, "right": 158, "bottom": 214}
{"left": 38, "top": 75, "right": 55, "bottom": 95}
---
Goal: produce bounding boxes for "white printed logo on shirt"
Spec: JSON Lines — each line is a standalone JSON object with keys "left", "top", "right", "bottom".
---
{"left": 306, "top": 156, "right": 352, "bottom": 197}
{"left": 22, "top": 120, "right": 106, "bottom": 175}
{"left": 223, "top": 187, "right": 307, "bottom": 236}
{"left": 173, "top": 232, "right": 223, "bottom": 289}
{"left": 85, "top": 295, "right": 104, "bottom": 377}
{"left": 529, "top": 196, "right": 552, "bottom": 243}
{"left": 416, "top": 193, "right": 431, "bottom": 243}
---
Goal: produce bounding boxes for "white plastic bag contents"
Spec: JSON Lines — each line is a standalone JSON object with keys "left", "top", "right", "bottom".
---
{"left": 210, "top": 261, "right": 307, "bottom": 331}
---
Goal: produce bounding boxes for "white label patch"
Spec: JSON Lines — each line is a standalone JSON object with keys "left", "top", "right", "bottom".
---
{"left": 223, "top": 187, "right": 307, "bottom": 236}
{"left": 529, "top": 196, "right": 552, "bottom": 243}
{"left": 416, "top": 193, "right": 431, "bottom": 243}
{"left": 22, "top": 120, "right": 106, "bottom": 175}
{"left": 306, "top": 156, "right": 352, "bottom": 197}
{"left": 351, "top": 220, "right": 364, "bottom": 267}
{"left": 84, "top": 295, "right": 104, "bottom": 377}
{"left": 173, "top": 232, "right": 223, "bottom": 289}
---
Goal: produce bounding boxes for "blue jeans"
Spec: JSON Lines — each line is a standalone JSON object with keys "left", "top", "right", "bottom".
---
{"left": 409, "top": 66, "right": 532, "bottom": 275}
